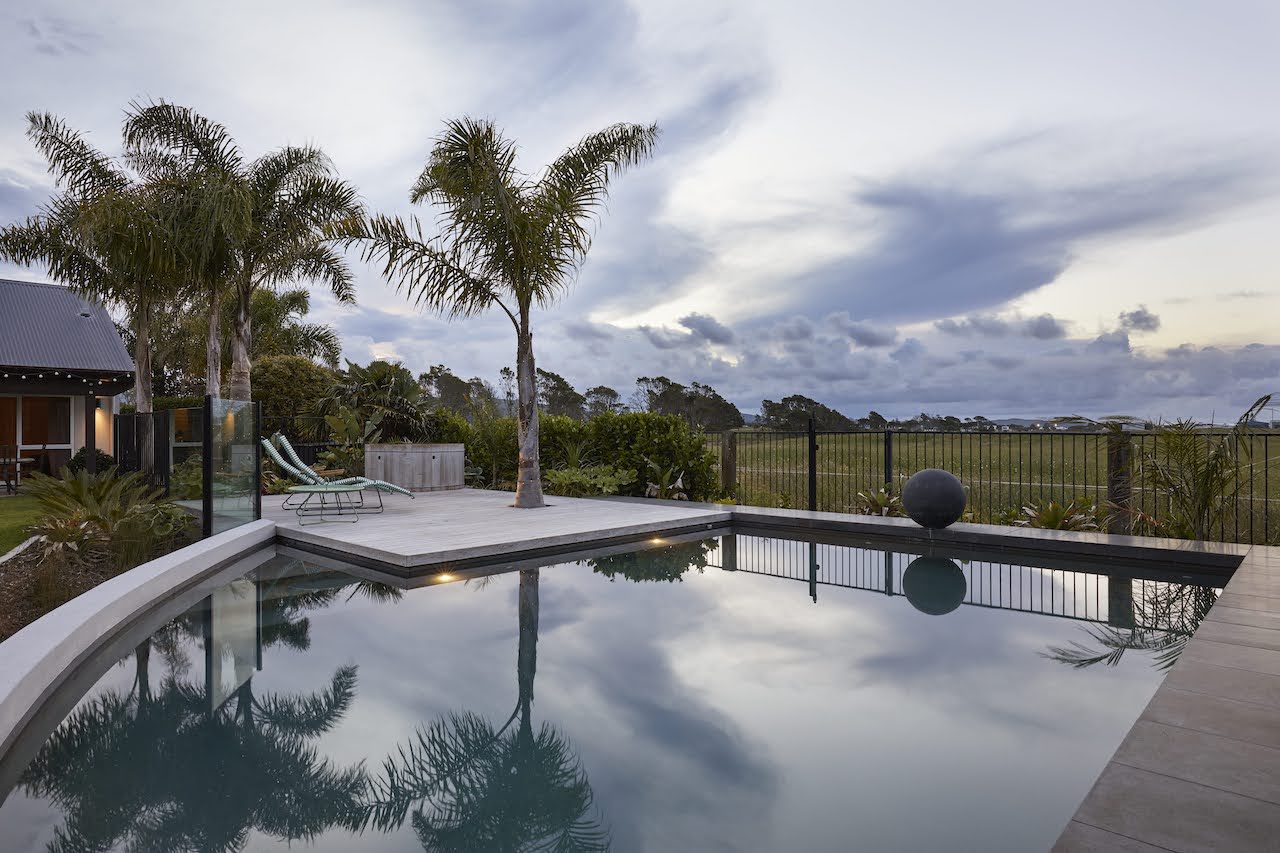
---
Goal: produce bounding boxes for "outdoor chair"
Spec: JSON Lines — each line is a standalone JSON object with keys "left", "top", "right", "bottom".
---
{"left": 260, "top": 434, "right": 413, "bottom": 516}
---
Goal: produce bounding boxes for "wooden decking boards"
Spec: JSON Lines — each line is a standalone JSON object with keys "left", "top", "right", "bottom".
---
{"left": 262, "top": 487, "right": 732, "bottom": 570}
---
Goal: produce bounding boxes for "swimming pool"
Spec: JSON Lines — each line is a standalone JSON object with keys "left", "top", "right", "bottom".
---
{"left": 0, "top": 529, "right": 1222, "bottom": 852}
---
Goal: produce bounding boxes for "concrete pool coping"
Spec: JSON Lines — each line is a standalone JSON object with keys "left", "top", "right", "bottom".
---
{"left": 1, "top": 491, "right": 1276, "bottom": 849}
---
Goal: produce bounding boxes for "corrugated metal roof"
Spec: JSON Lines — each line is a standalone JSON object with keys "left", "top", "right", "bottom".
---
{"left": 0, "top": 278, "right": 135, "bottom": 373}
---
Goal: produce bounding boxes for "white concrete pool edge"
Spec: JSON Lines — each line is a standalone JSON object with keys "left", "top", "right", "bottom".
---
{"left": 0, "top": 519, "right": 276, "bottom": 757}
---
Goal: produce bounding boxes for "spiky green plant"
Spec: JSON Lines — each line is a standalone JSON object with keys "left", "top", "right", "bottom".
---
{"left": 855, "top": 485, "right": 905, "bottom": 517}
{"left": 1014, "top": 499, "right": 1099, "bottom": 531}
{"left": 24, "top": 466, "right": 191, "bottom": 569}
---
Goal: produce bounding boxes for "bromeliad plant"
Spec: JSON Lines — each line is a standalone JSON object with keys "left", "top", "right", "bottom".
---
{"left": 855, "top": 485, "right": 905, "bottom": 517}
{"left": 1015, "top": 498, "right": 1100, "bottom": 531}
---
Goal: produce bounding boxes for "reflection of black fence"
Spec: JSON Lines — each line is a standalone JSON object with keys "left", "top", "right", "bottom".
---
{"left": 708, "top": 533, "right": 1217, "bottom": 632}
{"left": 708, "top": 425, "right": 1280, "bottom": 544}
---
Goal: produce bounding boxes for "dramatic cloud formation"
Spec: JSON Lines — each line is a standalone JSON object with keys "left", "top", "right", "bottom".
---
{"left": 0, "top": 0, "right": 1277, "bottom": 420}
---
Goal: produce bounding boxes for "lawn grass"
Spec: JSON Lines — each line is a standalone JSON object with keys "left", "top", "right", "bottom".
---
{"left": 0, "top": 495, "right": 43, "bottom": 556}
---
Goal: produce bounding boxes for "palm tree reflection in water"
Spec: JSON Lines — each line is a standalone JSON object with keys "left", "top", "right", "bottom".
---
{"left": 362, "top": 568, "right": 610, "bottom": 852}
{"left": 18, "top": 568, "right": 606, "bottom": 851}
{"left": 19, "top": 574, "right": 371, "bottom": 851}
{"left": 1043, "top": 577, "right": 1219, "bottom": 671}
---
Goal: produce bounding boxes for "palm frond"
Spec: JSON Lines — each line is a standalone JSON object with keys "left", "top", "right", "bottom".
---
{"left": 326, "top": 214, "right": 501, "bottom": 319}
{"left": 25, "top": 111, "right": 129, "bottom": 196}
{"left": 123, "top": 100, "right": 244, "bottom": 176}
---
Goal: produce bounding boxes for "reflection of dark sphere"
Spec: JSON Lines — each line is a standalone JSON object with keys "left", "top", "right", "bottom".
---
{"left": 902, "top": 556, "right": 967, "bottom": 615}
{"left": 902, "top": 468, "right": 967, "bottom": 529}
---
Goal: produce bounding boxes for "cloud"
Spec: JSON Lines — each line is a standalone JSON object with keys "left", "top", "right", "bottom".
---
{"left": 1118, "top": 305, "right": 1161, "bottom": 333}
{"left": 1087, "top": 330, "right": 1132, "bottom": 353}
{"left": 773, "top": 316, "right": 814, "bottom": 341}
{"left": 935, "top": 312, "right": 1068, "bottom": 340}
{"left": 19, "top": 14, "right": 97, "bottom": 56}
{"left": 678, "top": 312, "right": 735, "bottom": 344}
{"left": 783, "top": 135, "right": 1271, "bottom": 324}
{"left": 824, "top": 311, "right": 898, "bottom": 348}
{"left": 639, "top": 324, "right": 697, "bottom": 350}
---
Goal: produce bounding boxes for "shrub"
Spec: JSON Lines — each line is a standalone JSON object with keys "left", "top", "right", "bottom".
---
{"left": 67, "top": 447, "right": 116, "bottom": 474}
{"left": 120, "top": 395, "right": 204, "bottom": 414}
{"left": 543, "top": 465, "right": 636, "bottom": 498}
{"left": 318, "top": 407, "right": 383, "bottom": 476}
{"left": 252, "top": 355, "right": 342, "bottom": 422}
{"left": 585, "top": 412, "right": 718, "bottom": 501}
{"left": 23, "top": 466, "right": 195, "bottom": 571}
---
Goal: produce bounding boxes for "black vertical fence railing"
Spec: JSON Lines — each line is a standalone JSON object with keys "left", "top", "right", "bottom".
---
{"left": 114, "top": 396, "right": 262, "bottom": 540}
{"left": 707, "top": 425, "right": 1279, "bottom": 545}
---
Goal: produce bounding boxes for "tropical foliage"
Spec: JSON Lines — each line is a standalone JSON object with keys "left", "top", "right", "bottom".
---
{"left": 122, "top": 101, "right": 360, "bottom": 401}
{"left": 855, "top": 485, "right": 905, "bottom": 517}
{"left": 329, "top": 117, "right": 659, "bottom": 508}
{"left": 24, "top": 466, "right": 193, "bottom": 570}
{"left": 1014, "top": 499, "right": 1100, "bottom": 531}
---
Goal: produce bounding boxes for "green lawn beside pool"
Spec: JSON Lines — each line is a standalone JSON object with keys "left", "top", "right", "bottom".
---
{"left": 0, "top": 496, "right": 42, "bottom": 555}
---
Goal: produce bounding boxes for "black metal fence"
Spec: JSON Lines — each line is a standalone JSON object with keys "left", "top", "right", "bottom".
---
{"left": 261, "top": 416, "right": 331, "bottom": 467}
{"left": 114, "top": 397, "right": 261, "bottom": 538}
{"left": 708, "top": 423, "right": 1280, "bottom": 545}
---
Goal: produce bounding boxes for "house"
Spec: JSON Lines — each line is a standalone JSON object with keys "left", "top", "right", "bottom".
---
{"left": 0, "top": 279, "right": 134, "bottom": 477}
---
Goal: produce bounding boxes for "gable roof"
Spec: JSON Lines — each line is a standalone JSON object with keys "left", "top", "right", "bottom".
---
{"left": 0, "top": 279, "right": 135, "bottom": 373}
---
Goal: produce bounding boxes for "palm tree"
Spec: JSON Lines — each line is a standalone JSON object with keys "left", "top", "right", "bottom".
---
{"left": 330, "top": 118, "right": 659, "bottom": 508}
{"left": 245, "top": 288, "right": 344, "bottom": 368}
{"left": 124, "top": 102, "right": 360, "bottom": 401}
{"left": 0, "top": 112, "right": 181, "bottom": 473}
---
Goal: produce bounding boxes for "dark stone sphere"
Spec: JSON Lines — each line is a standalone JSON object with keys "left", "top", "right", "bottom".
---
{"left": 902, "top": 556, "right": 967, "bottom": 615}
{"left": 901, "top": 468, "right": 967, "bottom": 529}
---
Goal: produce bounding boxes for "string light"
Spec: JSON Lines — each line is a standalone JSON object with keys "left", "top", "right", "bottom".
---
{"left": 2, "top": 369, "right": 133, "bottom": 385}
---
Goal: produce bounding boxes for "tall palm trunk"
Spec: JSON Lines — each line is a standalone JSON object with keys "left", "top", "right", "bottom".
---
{"left": 133, "top": 299, "right": 155, "bottom": 475}
{"left": 513, "top": 308, "right": 544, "bottom": 508}
{"left": 228, "top": 284, "right": 252, "bottom": 401}
{"left": 205, "top": 285, "right": 222, "bottom": 398}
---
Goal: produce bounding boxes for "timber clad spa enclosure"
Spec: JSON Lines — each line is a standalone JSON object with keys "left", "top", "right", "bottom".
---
{"left": 1, "top": 479, "right": 1278, "bottom": 851}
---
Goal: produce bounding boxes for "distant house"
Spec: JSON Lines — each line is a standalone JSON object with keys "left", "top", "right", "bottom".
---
{"left": 0, "top": 279, "right": 134, "bottom": 476}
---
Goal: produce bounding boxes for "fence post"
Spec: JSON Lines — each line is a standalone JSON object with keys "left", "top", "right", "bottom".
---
{"left": 1106, "top": 431, "right": 1133, "bottom": 534}
{"left": 883, "top": 430, "right": 894, "bottom": 489}
{"left": 807, "top": 417, "right": 818, "bottom": 511}
{"left": 720, "top": 430, "right": 738, "bottom": 497}
{"left": 201, "top": 396, "right": 213, "bottom": 539}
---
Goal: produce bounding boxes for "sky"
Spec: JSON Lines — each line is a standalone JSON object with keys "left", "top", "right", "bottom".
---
{"left": 1, "top": 0, "right": 1279, "bottom": 421}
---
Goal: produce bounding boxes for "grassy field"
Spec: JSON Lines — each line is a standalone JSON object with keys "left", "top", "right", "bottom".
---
{"left": 705, "top": 431, "right": 1280, "bottom": 545}
{"left": 0, "top": 496, "right": 42, "bottom": 555}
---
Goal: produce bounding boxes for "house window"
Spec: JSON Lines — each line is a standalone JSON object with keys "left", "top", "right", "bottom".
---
{"left": 19, "top": 395, "right": 73, "bottom": 474}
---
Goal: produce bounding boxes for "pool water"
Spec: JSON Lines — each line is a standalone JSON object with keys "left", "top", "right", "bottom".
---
{"left": 0, "top": 531, "right": 1221, "bottom": 852}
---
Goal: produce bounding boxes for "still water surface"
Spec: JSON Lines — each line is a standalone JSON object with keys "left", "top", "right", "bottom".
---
{"left": 0, "top": 532, "right": 1220, "bottom": 852}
